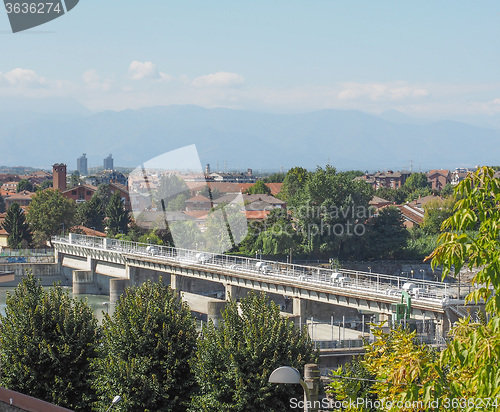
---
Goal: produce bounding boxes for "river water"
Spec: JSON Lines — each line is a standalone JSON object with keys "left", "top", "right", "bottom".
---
{"left": 0, "top": 286, "right": 113, "bottom": 323}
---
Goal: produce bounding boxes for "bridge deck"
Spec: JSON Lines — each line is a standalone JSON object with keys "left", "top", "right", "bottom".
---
{"left": 53, "top": 234, "right": 470, "bottom": 315}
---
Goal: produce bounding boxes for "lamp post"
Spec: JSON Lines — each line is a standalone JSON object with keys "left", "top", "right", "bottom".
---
{"left": 269, "top": 365, "right": 320, "bottom": 412}
{"left": 269, "top": 366, "right": 310, "bottom": 411}
{"left": 105, "top": 395, "right": 121, "bottom": 412}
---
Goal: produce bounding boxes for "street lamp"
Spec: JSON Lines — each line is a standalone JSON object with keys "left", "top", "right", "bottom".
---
{"left": 105, "top": 395, "right": 121, "bottom": 412}
{"left": 269, "top": 366, "right": 311, "bottom": 412}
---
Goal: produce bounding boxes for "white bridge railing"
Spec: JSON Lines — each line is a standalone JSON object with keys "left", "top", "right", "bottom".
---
{"left": 53, "top": 234, "right": 470, "bottom": 305}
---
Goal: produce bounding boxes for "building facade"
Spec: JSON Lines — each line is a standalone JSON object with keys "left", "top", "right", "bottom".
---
{"left": 77, "top": 153, "right": 88, "bottom": 176}
{"left": 103, "top": 154, "right": 113, "bottom": 170}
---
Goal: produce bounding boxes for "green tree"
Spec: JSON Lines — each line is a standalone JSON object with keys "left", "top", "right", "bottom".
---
{"left": 198, "top": 185, "right": 220, "bottom": 201}
{"left": 39, "top": 179, "right": 53, "bottom": 190}
{"left": 375, "top": 187, "right": 409, "bottom": 204}
{"left": 69, "top": 171, "right": 82, "bottom": 187}
{"left": 93, "top": 279, "right": 197, "bottom": 412}
{"left": 429, "top": 166, "right": 500, "bottom": 313}
{"left": 76, "top": 194, "right": 106, "bottom": 231}
{"left": 106, "top": 191, "right": 130, "bottom": 236}
{"left": 1, "top": 202, "right": 32, "bottom": 249}
{"left": 262, "top": 172, "right": 285, "bottom": 183}
{"left": 338, "top": 167, "right": 500, "bottom": 409}
{"left": 0, "top": 194, "right": 5, "bottom": 213}
{"left": 248, "top": 209, "right": 298, "bottom": 256}
{"left": 279, "top": 166, "right": 309, "bottom": 206}
{"left": 191, "top": 292, "right": 317, "bottom": 412}
{"left": 365, "top": 206, "right": 408, "bottom": 259}
{"left": 94, "top": 183, "right": 113, "bottom": 211}
{"left": 16, "top": 179, "right": 34, "bottom": 192}
{"left": 155, "top": 174, "right": 190, "bottom": 211}
{"left": 202, "top": 203, "right": 247, "bottom": 253}
{"left": 299, "top": 166, "right": 374, "bottom": 259}
{"left": 440, "top": 183, "right": 454, "bottom": 197}
{"left": 0, "top": 273, "right": 99, "bottom": 411}
{"left": 26, "top": 189, "right": 76, "bottom": 246}
{"left": 244, "top": 180, "right": 272, "bottom": 195}
{"left": 421, "top": 196, "right": 456, "bottom": 235}
{"left": 403, "top": 173, "right": 430, "bottom": 191}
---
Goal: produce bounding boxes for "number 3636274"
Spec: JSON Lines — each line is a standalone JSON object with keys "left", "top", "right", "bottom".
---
{"left": 5, "top": 3, "right": 62, "bottom": 14}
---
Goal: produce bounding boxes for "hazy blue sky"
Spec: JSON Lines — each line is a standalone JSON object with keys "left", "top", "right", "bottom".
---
{"left": 1, "top": 1, "right": 499, "bottom": 116}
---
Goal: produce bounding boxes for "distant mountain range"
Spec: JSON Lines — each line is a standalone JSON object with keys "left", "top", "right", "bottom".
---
{"left": 1, "top": 101, "right": 499, "bottom": 172}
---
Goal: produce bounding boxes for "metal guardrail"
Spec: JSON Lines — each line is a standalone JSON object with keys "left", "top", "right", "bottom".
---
{"left": 53, "top": 234, "right": 471, "bottom": 305}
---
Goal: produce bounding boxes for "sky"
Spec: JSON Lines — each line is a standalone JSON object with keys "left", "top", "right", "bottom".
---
{"left": 0, "top": 1, "right": 499, "bottom": 117}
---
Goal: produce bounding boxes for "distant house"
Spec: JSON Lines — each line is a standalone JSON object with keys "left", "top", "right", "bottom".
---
{"left": 71, "top": 225, "right": 107, "bottom": 237}
{"left": 395, "top": 204, "right": 425, "bottom": 228}
{"left": 407, "top": 195, "right": 441, "bottom": 208}
{"left": 86, "top": 170, "right": 127, "bottom": 187}
{"left": 62, "top": 184, "right": 97, "bottom": 203}
{"left": 1, "top": 181, "right": 19, "bottom": 193}
{"left": 0, "top": 213, "right": 8, "bottom": 250}
{"left": 4, "top": 191, "right": 35, "bottom": 209}
{"left": 214, "top": 194, "right": 286, "bottom": 211}
{"left": 185, "top": 195, "right": 212, "bottom": 211}
{"left": 23, "top": 170, "right": 52, "bottom": 186}
{"left": 369, "top": 196, "right": 393, "bottom": 209}
{"left": 451, "top": 168, "right": 471, "bottom": 186}
{"left": 427, "top": 170, "right": 450, "bottom": 191}
{"left": 109, "top": 182, "right": 132, "bottom": 211}
{"left": 361, "top": 170, "right": 411, "bottom": 190}
{"left": 209, "top": 170, "right": 256, "bottom": 183}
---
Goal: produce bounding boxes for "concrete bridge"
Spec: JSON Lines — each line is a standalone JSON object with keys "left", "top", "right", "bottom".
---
{"left": 53, "top": 234, "right": 474, "bottom": 336}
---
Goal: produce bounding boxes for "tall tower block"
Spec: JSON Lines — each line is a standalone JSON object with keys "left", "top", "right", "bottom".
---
{"left": 52, "top": 163, "right": 67, "bottom": 190}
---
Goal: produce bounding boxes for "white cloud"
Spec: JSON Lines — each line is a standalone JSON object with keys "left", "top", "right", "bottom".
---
{"left": 0, "top": 68, "right": 47, "bottom": 88}
{"left": 82, "top": 69, "right": 113, "bottom": 91}
{"left": 338, "top": 82, "right": 429, "bottom": 102}
{"left": 192, "top": 72, "right": 245, "bottom": 87}
{"left": 128, "top": 61, "right": 172, "bottom": 82}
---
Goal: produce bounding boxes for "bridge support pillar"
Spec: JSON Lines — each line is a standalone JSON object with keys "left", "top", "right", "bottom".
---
{"left": 292, "top": 298, "right": 307, "bottom": 328}
{"left": 378, "top": 313, "right": 392, "bottom": 327}
{"left": 73, "top": 270, "right": 98, "bottom": 295}
{"left": 207, "top": 301, "right": 227, "bottom": 327}
{"left": 171, "top": 274, "right": 183, "bottom": 291}
{"left": 225, "top": 284, "right": 242, "bottom": 301}
{"left": 87, "top": 256, "right": 96, "bottom": 272}
{"left": 437, "top": 313, "right": 451, "bottom": 338}
{"left": 110, "top": 279, "right": 128, "bottom": 305}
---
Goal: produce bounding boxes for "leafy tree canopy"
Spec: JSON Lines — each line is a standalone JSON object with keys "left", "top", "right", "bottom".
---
{"left": 244, "top": 180, "right": 271, "bottom": 195}
{"left": 16, "top": 179, "right": 34, "bottom": 193}
{"left": 93, "top": 279, "right": 197, "bottom": 412}
{"left": 26, "top": 189, "right": 76, "bottom": 246}
{"left": 1, "top": 202, "right": 32, "bottom": 249}
{"left": 0, "top": 273, "right": 99, "bottom": 411}
{"left": 106, "top": 191, "right": 130, "bottom": 236}
{"left": 404, "top": 172, "right": 430, "bottom": 192}
{"left": 191, "top": 292, "right": 317, "bottom": 412}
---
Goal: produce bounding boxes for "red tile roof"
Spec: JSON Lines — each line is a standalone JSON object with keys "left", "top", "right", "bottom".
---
{"left": 186, "top": 195, "right": 211, "bottom": 202}
{"left": 245, "top": 210, "right": 271, "bottom": 220}
{"left": 183, "top": 210, "right": 210, "bottom": 219}
{"left": 71, "top": 225, "right": 107, "bottom": 237}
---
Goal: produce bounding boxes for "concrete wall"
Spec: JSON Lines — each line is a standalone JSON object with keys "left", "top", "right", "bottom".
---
{"left": 0, "top": 264, "right": 66, "bottom": 287}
